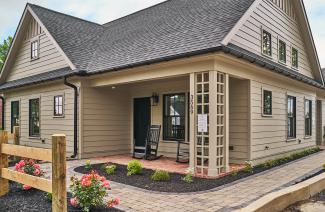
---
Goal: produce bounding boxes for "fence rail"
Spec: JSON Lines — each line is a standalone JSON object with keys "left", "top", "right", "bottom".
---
{"left": 0, "top": 128, "right": 67, "bottom": 212}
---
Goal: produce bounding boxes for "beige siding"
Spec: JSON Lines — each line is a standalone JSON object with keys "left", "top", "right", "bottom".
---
{"left": 250, "top": 80, "right": 316, "bottom": 161}
{"left": 81, "top": 86, "right": 131, "bottom": 158}
{"left": 129, "top": 77, "right": 189, "bottom": 158}
{"left": 4, "top": 82, "right": 75, "bottom": 154}
{"left": 81, "top": 77, "right": 189, "bottom": 159}
{"left": 7, "top": 18, "right": 68, "bottom": 82}
{"left": 230, "top": 0, "right": 314, "bottom": 79}
{"left": 229, "top": 78, "right": 249, "bottom": 164}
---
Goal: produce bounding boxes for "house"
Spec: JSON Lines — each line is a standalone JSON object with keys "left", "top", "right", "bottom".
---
{"left": 0, "top": 0, "right": 324, "bottom": 177}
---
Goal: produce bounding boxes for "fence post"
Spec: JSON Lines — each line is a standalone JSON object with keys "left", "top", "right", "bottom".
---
{"left": 13, "top": 127, "right": 20, "bottom": 146}
{"left": 52, "top": 134, "right": 67, "bottom": 212}
{"left": 13, "top": 127, "right": 20, "bottom": 161}
{"left": 0, "top": 131, "right": 9, "bottom": 196}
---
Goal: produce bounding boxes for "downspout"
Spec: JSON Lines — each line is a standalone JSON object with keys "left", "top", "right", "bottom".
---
{"left": 0, "top": 96, "right": 4, "bottom": 130}
{"left": 64, "top": 77, "right": 78, "bottom": 158}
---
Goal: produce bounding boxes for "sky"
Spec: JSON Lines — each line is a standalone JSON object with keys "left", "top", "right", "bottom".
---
{"left": 0, "top": 0, "right": 324, "bottom": 67}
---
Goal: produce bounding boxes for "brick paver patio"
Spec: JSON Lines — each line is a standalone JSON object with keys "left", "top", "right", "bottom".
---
{"left": 40, "top": 151, "right": 325, "bottom": 212}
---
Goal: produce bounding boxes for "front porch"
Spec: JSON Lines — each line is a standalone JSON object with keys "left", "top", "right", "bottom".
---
{"left": 81, "top": 154, "right": 246, "bottom": 177}
{"left": 81, "top": 67, "right": 250, "bottom": 177}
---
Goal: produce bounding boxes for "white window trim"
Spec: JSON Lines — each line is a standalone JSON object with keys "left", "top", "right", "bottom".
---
{"left": 261, "top": 87, "right": 273, "bottom": 117}
{"left": 277, "top": 36, "right": 287, "bottom": 65}
{"left": 30, "top": 36, "right": 40, "bottom": 61}
{"left": 261, "top": 26, "right": 273, "bottom": 59}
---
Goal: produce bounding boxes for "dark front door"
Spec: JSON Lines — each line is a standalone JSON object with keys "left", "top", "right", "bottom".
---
{"left": 134, "top": 98, "right": 151, "bottom": 147}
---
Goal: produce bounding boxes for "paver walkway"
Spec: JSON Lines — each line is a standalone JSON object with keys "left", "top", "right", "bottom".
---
{"left": 41, "top": 151, "right": 325, "bottom": 212}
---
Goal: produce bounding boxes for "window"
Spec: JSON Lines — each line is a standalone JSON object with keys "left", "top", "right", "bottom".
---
{"left": 262, "top": 30, "right": 272, "bottom": 56}
{"left": 305, "top": 99, "right": 312, "bottom": 137}
{"left": 54, "top": 95, "right": 64, "bottom": 116}
{"left": 29, "top": 98, "right": 40, "bottom": 137}
{"left": 287, "top": 96, "right": 296, "bottom": 139}
{"left": 278, "top": 40, "right": 286, "bottom": 63}
{"left": 163, "top": 93, "right": 186, "bottom": 141}
{"left": 11, "top": 101, "right": 19, "bottom": 133}
{"left": 292, "top": 47, "right": 298, "bottom": 69}
{"left": 31, "top": 40, "right": 39, "bottom": 60}
{"left": 263, "top": 90, "right": 272, "bottom": 116}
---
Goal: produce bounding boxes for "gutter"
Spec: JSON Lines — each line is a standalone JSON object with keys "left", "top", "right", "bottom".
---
{"left": 0, "top": 96, "right": 4, "bottom": 130}
{"left": 64, "top": 77, "right": 78, "bottom": 158}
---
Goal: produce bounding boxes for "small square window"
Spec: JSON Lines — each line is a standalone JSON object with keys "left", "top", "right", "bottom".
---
{"left": 262, "top": 30, "right": 272, "bottom": 56}
{"left": 292, "top": 47, "right": 298, "bottom": 69}
{"left": 278, "top": 40, "right": 286, "bottom": 63}
{"left": 31, "top": 40, "right": 39, "bottom": 60}
{"left": 54, "top": 95, "right": 64, "bottom": 117}
{"left": 263, "top": 90, "right": 272, "bottom": 116}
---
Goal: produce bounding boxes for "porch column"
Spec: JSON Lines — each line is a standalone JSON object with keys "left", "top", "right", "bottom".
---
{"left": 189, "top": 73, "right": 195, "bottom": 171}
{"left": 208, "top": 71, "right": 229, "bottom": 176}
{"left": 192, "top": 71, "right": 229, "bottom": 177}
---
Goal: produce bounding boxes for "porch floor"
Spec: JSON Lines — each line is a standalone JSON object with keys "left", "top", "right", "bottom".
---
{"left": 83, "top": 154, "right": 246, "bottom": 177}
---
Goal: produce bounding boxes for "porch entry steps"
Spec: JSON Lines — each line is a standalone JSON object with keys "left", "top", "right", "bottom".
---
{"left": 176, "top": 141, "right": 189, "bottom": 163}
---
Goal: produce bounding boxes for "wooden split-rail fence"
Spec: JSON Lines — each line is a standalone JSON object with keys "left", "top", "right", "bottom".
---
{"left": 0, "top": 127, "right": 67, "bottom": 212}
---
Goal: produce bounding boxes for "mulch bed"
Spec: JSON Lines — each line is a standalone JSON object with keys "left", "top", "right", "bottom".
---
{"left": 0, "top": 182, "right": 121, "bottom": 212}
{"left": 74, "top": 150, "right": 323, "bottom": 193}
{"left": 74, "top": 163, "right": 274, "bottom": 193}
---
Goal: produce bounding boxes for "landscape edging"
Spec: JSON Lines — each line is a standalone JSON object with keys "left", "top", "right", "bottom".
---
{"left": 239, "top": 172, "right": 325, "bottom": 212}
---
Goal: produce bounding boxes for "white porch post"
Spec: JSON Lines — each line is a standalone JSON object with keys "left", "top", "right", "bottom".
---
{"left": 189, "top": 73, "right": 195, "bottom": 171}
{"left": 225, "top": 73, "right": 230, "bottom": 172}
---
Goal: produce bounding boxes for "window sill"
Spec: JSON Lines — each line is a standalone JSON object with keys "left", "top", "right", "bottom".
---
{"left": 262, "top": 114, "right": 273, "bottom": 118}
{"left": 30, "top": 57, "right": 39, "bottom": 62}
{"left": 286, "top": 138, "right": 297, "bottom": 142}
{"left": 53, "top": 115, "right": 65, "bottom": 118}
{"left": 291, "top": 66, "right": 299, "bottom": 71}
{"left": 278, "top": 60, "right": 287, "bottom": 66}
{"left": 304, "top": 136, "right": 312, "bottom": 140}
{"left": 29, "top": 136, "right": 41, "bottom": 140}
{"left": 262, "top": 53, "right": 273, "bottom": 60}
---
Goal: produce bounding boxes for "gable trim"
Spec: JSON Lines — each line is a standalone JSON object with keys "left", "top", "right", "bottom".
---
{"left": 27, "top": 5, "right": 76, "bottom": 70}
{"left": 221, "top": 0, "right": 262, "bottom": 46}
{"left": 0, "top": 4, "right": 76, "bottom": 83}
{"left": 295, "top": 0, "right": 324, "bottom": 85}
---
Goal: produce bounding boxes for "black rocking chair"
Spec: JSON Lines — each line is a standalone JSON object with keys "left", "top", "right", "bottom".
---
{"left": 133, "top": 125, "right": 162, "bottom": 160}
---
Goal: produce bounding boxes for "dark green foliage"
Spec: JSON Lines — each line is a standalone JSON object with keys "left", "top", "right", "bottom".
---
{"left": 0, "top": 36, "right": 13, "bottom": 71}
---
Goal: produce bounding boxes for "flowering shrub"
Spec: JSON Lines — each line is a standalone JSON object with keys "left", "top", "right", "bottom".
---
{"left": 70, "top": 171, "right": 120, "bottom": 212}
{"left": 14, "top": 159, "right": 44, "bottom": 190}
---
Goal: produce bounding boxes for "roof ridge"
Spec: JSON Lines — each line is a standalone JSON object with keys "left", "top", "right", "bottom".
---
{"left": 103, "top": 0, "right": 171, "bottom": 26}
{"left": 28, "top": 3, "right": 104, "bottom": 27}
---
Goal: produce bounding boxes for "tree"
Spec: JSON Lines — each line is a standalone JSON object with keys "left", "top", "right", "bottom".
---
{"left": 0, "top": 36, "right": 13, "bottom": 72}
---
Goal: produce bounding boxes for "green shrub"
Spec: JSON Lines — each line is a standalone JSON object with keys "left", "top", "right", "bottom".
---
{"left": 45, "top": 192, "right": 52, "bottom": 201}
{"left": 85, "top": 160, "right": 92, "bottom": 171}
{"left": 127, "top": 160, "right": 142, "bottom": 176}
{"left": 243, "top": 163, "right": 253, "bottom": 173}
{"left": 105, "top": 165, "right": 117, "bottom": 175}
{"left": 231, "top": 171, "right": 238, "bottom": 177}
{"left": 151, "top": 170, "right": 171, "bottom": 181}
{"left": 182, "top": 172, "right": 194, "bottom": 183}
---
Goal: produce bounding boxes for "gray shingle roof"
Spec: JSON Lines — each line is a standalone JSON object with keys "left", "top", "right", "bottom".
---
{"left": 1, "top": 0, "right": 323, "bottom": 91}
{"left": 0, "top": 67, "right": 73, "bottom": 91}
{"left": 29, "top": 0, "right": 255, "bottom": 72}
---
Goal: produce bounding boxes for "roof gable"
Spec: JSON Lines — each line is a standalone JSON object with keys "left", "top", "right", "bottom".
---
{"left": 0, "top": 5, "right": 75, "bottom": 83}
{"left": 222, "top": 0, "right": 324, "bottom": 84}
